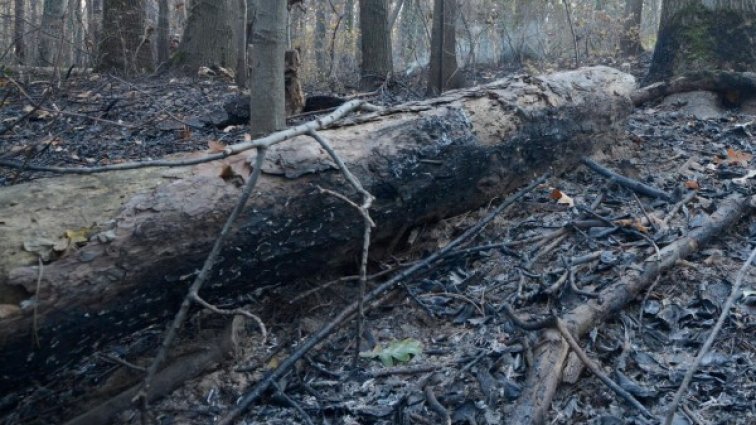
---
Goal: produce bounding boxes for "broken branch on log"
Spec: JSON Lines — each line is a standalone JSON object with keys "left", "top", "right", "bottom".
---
{"left": 631, "top": 70, "right": 756, "bottom": 106}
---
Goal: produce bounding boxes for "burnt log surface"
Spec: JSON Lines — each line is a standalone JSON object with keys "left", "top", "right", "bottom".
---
{"left": 0, "top": 66, "right": 635, "bottom": 395}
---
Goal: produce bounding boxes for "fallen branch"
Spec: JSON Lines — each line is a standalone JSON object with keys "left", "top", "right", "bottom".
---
{"left": 509, "top": 193, "right": 753, "bottom": 424}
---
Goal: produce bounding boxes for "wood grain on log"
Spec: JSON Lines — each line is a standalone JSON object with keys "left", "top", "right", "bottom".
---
{"left": 0, "top": 66, "right": 635, "bottom": 392}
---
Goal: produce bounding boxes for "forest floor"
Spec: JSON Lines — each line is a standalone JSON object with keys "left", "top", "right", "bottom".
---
{"left": 0, "top": 60, "right": 754, "bottom": 425}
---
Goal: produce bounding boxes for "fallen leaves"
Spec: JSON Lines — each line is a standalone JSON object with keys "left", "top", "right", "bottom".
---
{"left": 360, "top": 338, "right": 423, "bottom": 367}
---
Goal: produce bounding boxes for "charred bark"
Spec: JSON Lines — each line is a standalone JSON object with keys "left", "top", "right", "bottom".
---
{"left": 0, "top": 67, "right": 635, "bottom": 396}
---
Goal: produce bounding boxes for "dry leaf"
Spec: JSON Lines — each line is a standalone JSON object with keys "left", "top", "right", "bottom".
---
{"left": 726, "top": 148, "right": 752, "bottom": 167}
{"left": 208, "top": 140, "right": 226, "bottom": 153}
{"left": 549, "top": 188, "right": 574, "bottom": 207}
{"left": 684, "top": 180, "right": 700, "bottom": 190}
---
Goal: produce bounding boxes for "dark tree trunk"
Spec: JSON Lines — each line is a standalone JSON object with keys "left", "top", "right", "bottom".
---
{"left": 157, "top": 0, "right": 170, "bottom": 64}
{"left": 646, "top": 0, "right": 756, "bottom": 83}
{"left": 315, "top": 0, "right": 327, "bottom": 72}
{"left": 172, "top": 0, "right": 238, "bottom": 74}
{"left": 39, "top": 0, "right": 68, "bottom": 66}
{"left": 427, "top": 0, "right": 461, "bottom": 95}
{"left": 358, "top": 0, "right": 393, "bottom": 90}
{"left": 14, "top": 0, "right": 24, "bottom": 63}
{"left": 98, "top": 0, "right": 153, "bottom": 73}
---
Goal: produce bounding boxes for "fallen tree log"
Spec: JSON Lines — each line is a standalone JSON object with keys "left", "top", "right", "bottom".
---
{"left": 0, "top": 66, "right": 635, "bottom": 395}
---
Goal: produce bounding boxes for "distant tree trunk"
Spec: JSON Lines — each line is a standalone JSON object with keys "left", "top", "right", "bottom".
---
{"left": 315, "top": 0, "right": 327, "bottom": 72}
{"left": 646, "top": 0, "right": 756, "bottom": 83}
{"left": 234, "top": 0, "right": 247, "bottom": 86}
{"left": 99, "top": 0, "right": 152, "bottom": 73}
{"left": 39, "top": 0, "right": 68, "bottom": 66}
{"left": 14, "top": 0, "right": 24, "bottom": 63}
{"left": 248, "top": 0, "right": 286, "bottom": 136}
{"left": 620, "top": 0, "right": 643, "bottom": 55}
{"left": 67, "top": 0, "right": 84, "bottom": 65}
{"left": 359, "top": 0, "right": 393, "bottom": 90}
{"left": 86, "top": 0, "right": 102, "bottom": 63}
{"left": 427, "top": 0, "right": 460, "bottom": 95}
{"left": 173, "top": 0, "right": 238, "bottom": 74}
{"left": 345, "top": 0, "right": 355, "bottom": 30}
{"left": 388, "top": 0, "right": 404, "bottom": 30}
{"left": 157, "top": 0, "right": 170, "bottom": 63}
{"left": 174, "top": 0, "right": 187, "bottom": 37}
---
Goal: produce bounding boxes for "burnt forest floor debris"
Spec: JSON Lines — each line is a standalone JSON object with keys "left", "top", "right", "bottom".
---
{"left": 1, "top": 60, "right": 754, "bottom": 425}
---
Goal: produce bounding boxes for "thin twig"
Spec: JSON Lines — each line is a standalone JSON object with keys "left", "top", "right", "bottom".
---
{"left": 664, "top": 243, "right": 756, "bottom": 425}
{"left": 555, "top": 318, "right": 654, "bottom": 419}
{"left": 135, "top": 147, "right": 268, "bottom": 408}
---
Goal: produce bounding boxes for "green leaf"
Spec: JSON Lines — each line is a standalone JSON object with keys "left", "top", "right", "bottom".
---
{"left": 359, "top": 338, "right": 423, "bottom": 367}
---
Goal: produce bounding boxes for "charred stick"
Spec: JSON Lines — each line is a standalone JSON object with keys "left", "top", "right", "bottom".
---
{"left": 582, "top": 157, "right": 673, "bottom": 202}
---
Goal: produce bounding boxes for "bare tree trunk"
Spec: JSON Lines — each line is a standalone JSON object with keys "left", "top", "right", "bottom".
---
{"left": 620, "top": 0, "right": 643, "bottom": 55}
{"left": 248, "top": 0, "right": 286, "bottom": 136}
{"left": 358, "top": 0, "right": 392, "bottom": 90}
{"left": 345, "top": 0, "right": 354, "bottom": 30}
{"left": 99, "top": 0, "right": 152, "bottom": 73}
{"left": 172, "top": 0, "right": 238, "bottom": 74}
{"left": 315, "top": 0, "right": 327, "bottom": 72}
{"left": 234, "top": 0, "right": 247, "bottom": 86}
{"left": 157, "top": 0, "right": 169, "bottom": 63}
{"left": 427, "top": 0, "right": 460, "bottom": 95}
{"left": 14, "top": 0, "right": 24, "bottom": 63}
{"left": 39, "top": 0, "right": 68, "bottom": 66}
{"left": 86, "top": 0, "right": 101, "bottom": 64}
{"left": 646, "top": 0, "right": 756, "bottom": 83}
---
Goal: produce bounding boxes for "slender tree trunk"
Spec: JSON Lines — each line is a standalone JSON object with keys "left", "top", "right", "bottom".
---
{"left": 646, "top": 0, "right": 756, "bottom": 83}
{"left": 86, "top": 0, "right": 101, "bottom": 64}
{"left": 427, "top": 0, "right": 460, "bottom": 95}
{"left": 234, "top": 0, "right": 247, "bottom": 86}
{"left": 345, "top": 0, "right": 354, "bottom": 30}
{"left": 14, "top": 0, "right": 25, "bottom": 63}
{"left": 173, "top": 0, "right": 238, "bottom": 74}
{"left": 248, "top": 0, "right": 286, "bottom": 136}
{"left": 39, "top": 0, "right": 68, "bottom": 66}
{"left": 315, "top": 0, "right": 327, "bottom": 72}
{"left": 157, "top": 0, "right": 169, "bottom": 63}
{"left": 620, "top": 0, "right": 643, "bottom": 55}
{"left": 99, "top": 0, "right": 152, "bottom": 73}
{"left": 358, "top": 0, "right": 393, "bottom": 89}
